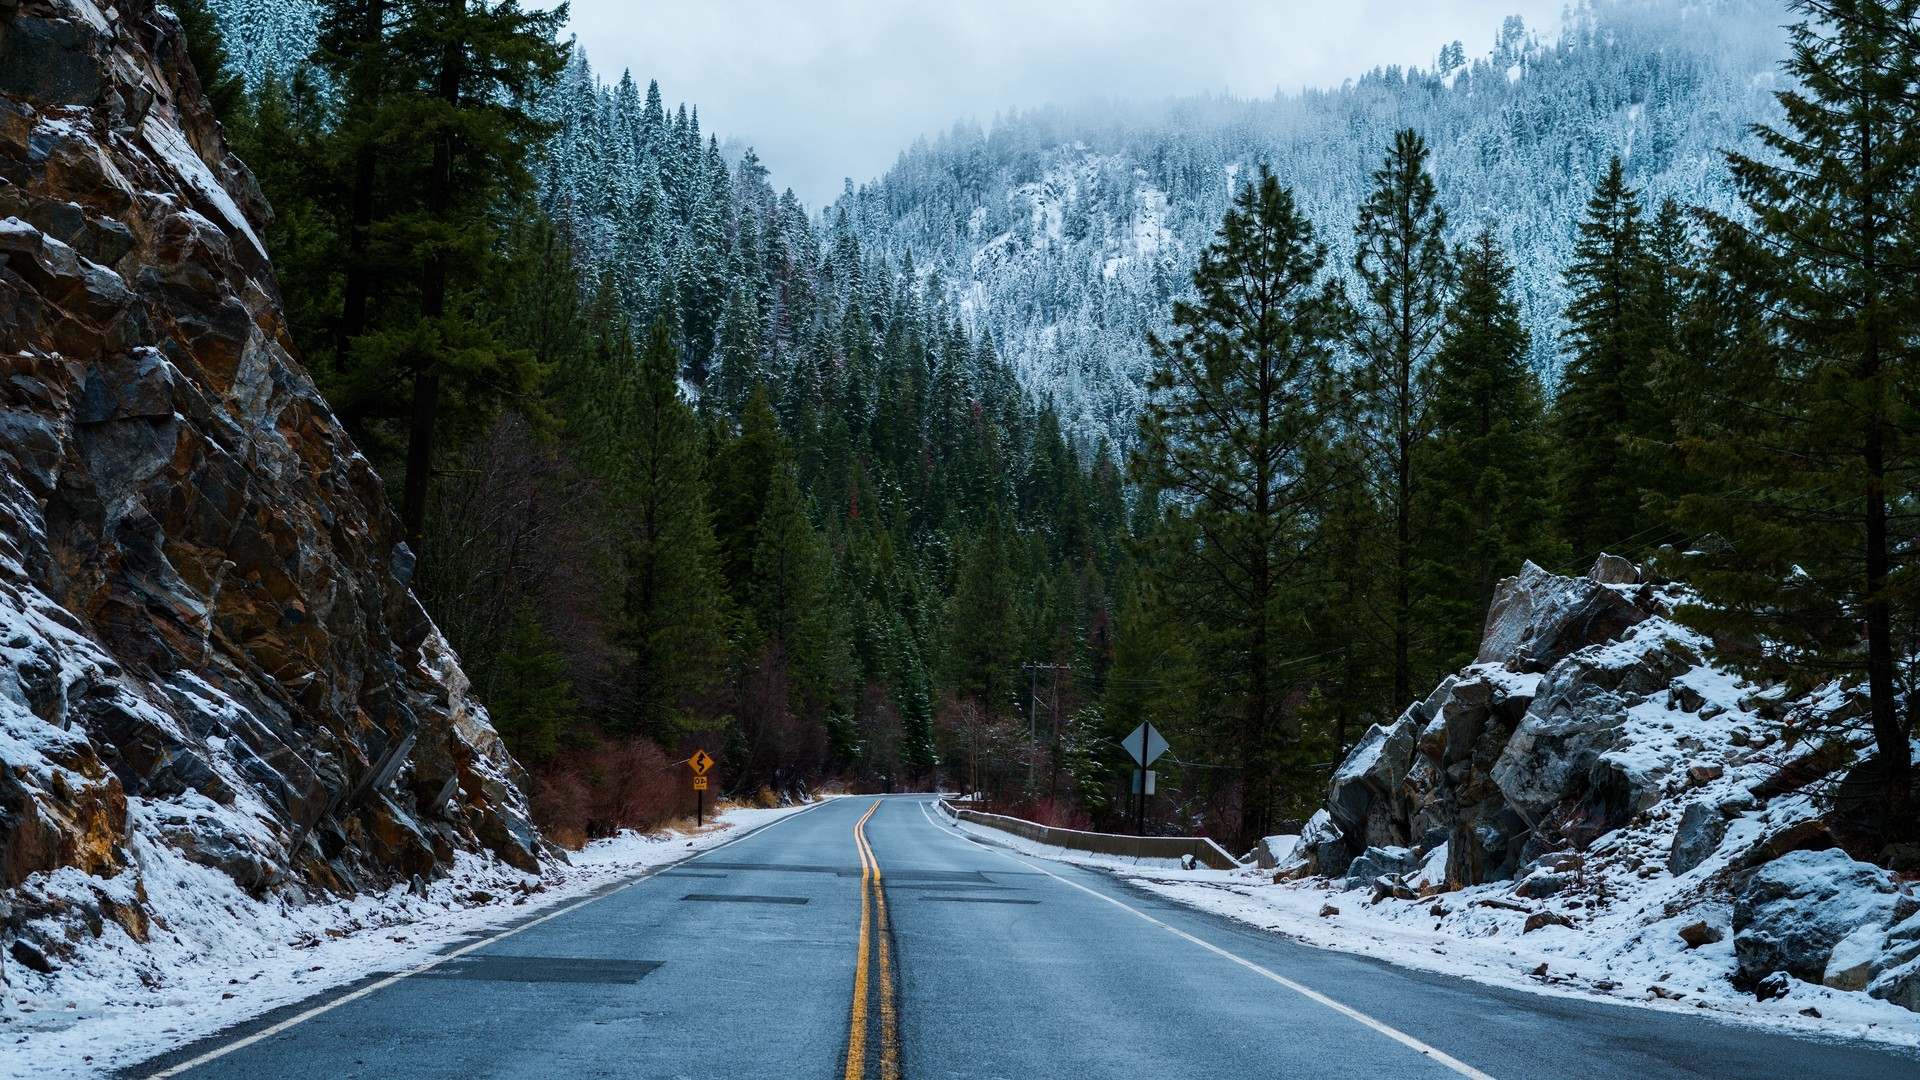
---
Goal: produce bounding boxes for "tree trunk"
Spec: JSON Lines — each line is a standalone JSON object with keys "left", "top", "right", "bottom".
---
{"left": 401, "top": 10, "right": 461, "bottom": 550}
{"left": 1865, "top": 418, "right": 1913, "bottom": 841}
{"left": 337, "top": 0, "right": 383, "bottom": 388}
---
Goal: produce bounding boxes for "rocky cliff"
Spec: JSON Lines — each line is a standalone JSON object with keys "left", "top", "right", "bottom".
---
{"left": 1288, "top": 557, "right": 1920, "bottom": 1014}
{"left": 0, "top": 0, "right": 541, "bottom": 976}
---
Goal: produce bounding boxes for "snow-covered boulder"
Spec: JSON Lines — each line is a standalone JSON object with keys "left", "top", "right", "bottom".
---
{"left": 1732, "top": 848, "right": 1900, "bottom": 985}
{"left": 1476, "top": 559, "right": 1650, "bottom": 672}
{"left": 1667, "top": 801, "right": 1728, "bottom": 876}
{"left": 1491, "top": 621, "right": 1697, "bottom": 833}
{"left": 1343, "top": 845, "right": 1419, "bottom": 891}
{"left": 1296, "top": 810, "right": 1349, "bottom": 878}
{"left": 1326, "top": 711, "right": 1420, "bottom": 848}
{"left": 1251, "top": 834, "right": 1301, "bottom": 870}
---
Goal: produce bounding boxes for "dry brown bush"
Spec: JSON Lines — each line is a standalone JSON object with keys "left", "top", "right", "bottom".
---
{"left": 530, "top": 737, "right": 682, "bottom": 843}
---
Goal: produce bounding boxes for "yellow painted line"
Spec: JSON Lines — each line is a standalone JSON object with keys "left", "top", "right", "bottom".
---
{"left": 845, "top": 798, "right": 901, "bottom": 1080}
{"left": 843, "top": 800, "right": 881, "bottom": 1080}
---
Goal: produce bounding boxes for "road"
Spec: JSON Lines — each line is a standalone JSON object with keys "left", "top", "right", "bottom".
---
{"left": 131, "top": 795, "right": 1920, "bottom": 1079}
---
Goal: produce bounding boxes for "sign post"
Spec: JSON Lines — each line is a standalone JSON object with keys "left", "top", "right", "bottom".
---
{"left": 688, "top": 749, "right": 714, "bottom": 826}
{"left": 1122, "top": 722, "right": 1169, "bottom": 836}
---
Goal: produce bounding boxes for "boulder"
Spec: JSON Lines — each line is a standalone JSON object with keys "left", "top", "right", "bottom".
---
{"left": 1823, "top": 922, "right": 1890, "bottom": 992}
{"left": 1477, "top": 561, "right": 1650, "bottom": 673}
{"left": 1587, "top": 554, "right": 1638, "bottom": 585}
{"left": 1344, "top": 845, "right": 1419, "bottom": 890}
{"left": 1327, "top": 712, "right": 1419, "bottom": 848}
{"left": 1298, "top": 810, "right": 1351, "bottom": 879}
{"left": 1667, "top": 801, "right": 1727, "bottom": 876}
{"left": 1678, "top": 921, "right": 1723, "bottom": 948}
{"left": 1868, "top": 955, "right": 1920, "bottom": 1013}
{"left": 1250, "top": 834, "right": 1300, "bottom": 870}
{"left": 1732, "top": 848, "right": 1899, "bottom": 984}
{"left": 1492, "top": 626, "right": 1695, "bottom": 832}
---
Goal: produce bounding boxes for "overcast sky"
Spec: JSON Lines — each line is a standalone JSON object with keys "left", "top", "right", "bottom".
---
{"left": 560, "top": 1, "right": 1568, "bottom": 207}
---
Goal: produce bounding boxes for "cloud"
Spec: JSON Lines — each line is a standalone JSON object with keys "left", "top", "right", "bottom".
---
{"left": 558, "top": 0, "right": 1568, "bottom": 206}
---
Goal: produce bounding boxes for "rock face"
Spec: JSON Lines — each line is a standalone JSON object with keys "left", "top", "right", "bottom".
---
{"left": 1312, "top": 557, "right": 1684, "bottom": 888}
{"left": 0, "top": 0, "right": 540, "bottom": 960}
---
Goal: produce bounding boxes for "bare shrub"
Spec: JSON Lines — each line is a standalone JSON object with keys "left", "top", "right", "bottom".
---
{"left": 532, "top": 737, "right": 681, "bottom": 841}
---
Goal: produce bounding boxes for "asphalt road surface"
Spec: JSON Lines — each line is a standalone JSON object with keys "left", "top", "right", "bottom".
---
{"left": 131, "top": 795, "right": 1920, "bottom": 1079}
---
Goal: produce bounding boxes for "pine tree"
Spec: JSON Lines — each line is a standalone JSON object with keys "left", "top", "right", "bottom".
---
{"left": 315, "top": 0, "right": 570, "bottom": 549}
{"left": 749, "top": 464, "right": 844, "bottom": 715}
{"left": 1351, "top": 129, "right": 1452, "bottom": 706}
{"left": 712, "top": 386, "right": 790, "bottom": 600}
{"left": 1417, "top": 227, "right": 1552, "bottom": 668}
{"left": 1674, "top": 0, "right": 1920, "bottom": 840}
{"left": 1550, "top": 156, "right": 1673, "bottom": 562}
{"left": 573, "top": 317, "right": 731, "bottom": 740}
{"left": 483, "top": 606, "right": 581, "bottom": 763}
{"left": 944, "top": 511, "right": 1020, "bottom": 712}
{"left": 1131, "top": 167, "right": 1348, "bottom": 844}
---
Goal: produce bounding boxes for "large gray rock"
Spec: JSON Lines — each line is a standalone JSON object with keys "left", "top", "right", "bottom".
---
{"left": 1298, "top": 810, "right": 1351, "bottom": 878}
{"left": 1491, "top": 626, "right": 1696, "bottom": 833}
{"left": 1343, "top": 845, "right": 1419, "bottom": 891}
{"left": 1733, "top": 849, "right": 1899, "bottom": 984}
{"left": 1668, "top": 801, "right": 1727, "bottom": 876}
{"left": 1327, "top": 712, "right": 1420, "bottom": 848}
{"left": 1478, "top": 561, "right": 1650, "bottom": 673}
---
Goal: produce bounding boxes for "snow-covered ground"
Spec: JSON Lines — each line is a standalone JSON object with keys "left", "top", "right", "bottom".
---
{"left": 0, "top": 802, "right": 822, "bottom": 1079}
{"left": 948, "top": 814, "right": 1920, "bottom": 1050}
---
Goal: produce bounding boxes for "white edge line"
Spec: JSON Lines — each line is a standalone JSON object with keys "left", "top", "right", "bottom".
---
{"left": 913, "top": 798, "right": 1499, "bottom": 1080}
{"left": 143, "top": 800, "right": 832, "bottom": 1079}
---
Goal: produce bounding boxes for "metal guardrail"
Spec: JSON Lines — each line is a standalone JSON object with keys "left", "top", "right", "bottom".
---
{"left": 936, "top": 798, "right": 1243, "bottom": 870}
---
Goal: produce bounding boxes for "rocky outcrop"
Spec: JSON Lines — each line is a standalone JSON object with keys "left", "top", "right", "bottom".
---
{"left": 0, "top": 0, "right": 540, "bottom": 967}
{"left": 1313, "top": 557, "right": 1687, "bottom": 888}
{"left": 1304, "top": 555, "right": 1920, "bottom": 1015}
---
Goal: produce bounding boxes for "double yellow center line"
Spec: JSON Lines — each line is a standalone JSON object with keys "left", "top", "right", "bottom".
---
{"left": 845, "top": 799, "right": 900, "bottom": 1080}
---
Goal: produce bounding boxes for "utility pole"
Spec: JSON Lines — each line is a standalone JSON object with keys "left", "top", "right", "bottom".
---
{"left": 1020, "top": 662, "right": 1069, "bottom": 796}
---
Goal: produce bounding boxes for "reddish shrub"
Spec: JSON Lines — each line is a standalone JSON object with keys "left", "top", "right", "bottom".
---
{"left": 531, "top": 737, "right": 681, "bottom": 843}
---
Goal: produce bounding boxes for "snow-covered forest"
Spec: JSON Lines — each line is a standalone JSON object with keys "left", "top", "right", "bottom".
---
{"left": 207, "top": 1, "right": 1789, "bottom": 445}
{"left": 834, "top": 1, "right": 1788, "bottom": 442}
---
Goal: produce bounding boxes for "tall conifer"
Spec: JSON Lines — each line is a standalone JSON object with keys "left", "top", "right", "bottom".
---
{"left": 1352, "top": 129, "right": 1452, "bottom": 705}
{"left": 1132, "top": 167, "right": 1347, "bottom": 844}
{"left": 1675, "top": 0, "right": 1920, "bottom": 839}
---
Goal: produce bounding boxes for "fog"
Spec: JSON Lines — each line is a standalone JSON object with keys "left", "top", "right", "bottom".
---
{"left": 559, "top": 0, "right": 1569, "bottom": 205}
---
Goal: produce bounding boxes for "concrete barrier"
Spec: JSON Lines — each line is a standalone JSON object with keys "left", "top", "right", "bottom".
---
{"left": 936, "top": 799, "right": 1243, "bottom": 870}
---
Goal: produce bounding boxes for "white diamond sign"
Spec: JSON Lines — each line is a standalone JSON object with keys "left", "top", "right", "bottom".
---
{"left": 1123, "top": 722, "right": 1169, "bottom": 767}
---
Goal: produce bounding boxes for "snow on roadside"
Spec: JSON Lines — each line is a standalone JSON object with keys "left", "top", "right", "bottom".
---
{"left": 944, "top": 803, "right": 1920, "bottom": 1049}
{"left": 0, "top": 801, "right": 822, "bottom": 1079}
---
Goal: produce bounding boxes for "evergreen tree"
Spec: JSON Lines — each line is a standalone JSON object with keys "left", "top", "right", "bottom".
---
{"left": 1550, "top": 156, "right": 1673, "bottom": 561}
{"left": 1131, "top": 167, "right": 1348, "bottom": 844}
{"left": 1674, "top": 0, "right": 1920, "bottom": 840}
{"left": 170, "top": 0, "right": 247, "bottom": 121}
{"left": 749, "top": 465, "right": 844, "bottom": 716}
{"left": 484, "top": 605, "right": 582, "bottom": 763}
{"left": 712, "top": 386, "right": 790, "bottom": 601}
{"left": 1351, "top": 129, "right": 1452, "bottom": 705}
{"left": 315, "top": 0, "right": 570, "bottom": 549}
{"left": 1417, "top": 228, "right": 1552, "bottom": 667}
{"left": 575, "top": 317, "right": 730, "bottom": 741}
{"left": 944, "top": 512, "right": 1021, "bottom": 712}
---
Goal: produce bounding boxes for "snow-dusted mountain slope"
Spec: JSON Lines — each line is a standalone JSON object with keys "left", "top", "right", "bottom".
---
{"left": 834, "top": 1, "right": 1788, "bottom": 443}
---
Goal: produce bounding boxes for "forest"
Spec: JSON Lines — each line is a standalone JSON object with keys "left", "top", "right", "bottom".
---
{"left": 178, "top": 0, "right": 1918, "bottom": 851}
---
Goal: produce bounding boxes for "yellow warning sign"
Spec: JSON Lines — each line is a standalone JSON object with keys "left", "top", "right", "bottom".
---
{"left": 689, "top": 749, "right": 714, "bottom": 775}
{"left": 693, "top": 775, "right": 709, "bottom": 791}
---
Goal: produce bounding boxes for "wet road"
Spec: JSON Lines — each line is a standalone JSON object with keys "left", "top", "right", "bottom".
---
{"left": 130, "top": 795, "right": 1920, "bottom": 1079}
